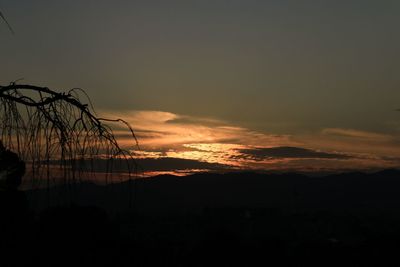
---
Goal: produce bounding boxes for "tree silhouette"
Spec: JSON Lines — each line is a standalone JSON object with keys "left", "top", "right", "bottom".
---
{"left": 0, "top": 9, "right": 14, "bottom": 34}
{"left": 0, "top": 83, "right": 138, "bottom": 187}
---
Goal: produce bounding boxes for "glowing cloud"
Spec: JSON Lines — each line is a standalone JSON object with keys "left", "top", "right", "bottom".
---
{"left": 100, "top": 110, "right": 400, "bottom": 174}
{"left": 103, "top": 110, "right": 296, "bottom": 148}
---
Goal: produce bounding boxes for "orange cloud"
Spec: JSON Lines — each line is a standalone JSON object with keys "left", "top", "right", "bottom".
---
{"left": 100, "top": 110, "right": 400, "bottom": 173}
{"left": 321, "top": 128, "right": 395, "bottom": 141}
{"left": 296, "top": 128, "right": 400, "bottom": 159}
{"left": 102, "top": 110, "right": 296, "bottom": 148}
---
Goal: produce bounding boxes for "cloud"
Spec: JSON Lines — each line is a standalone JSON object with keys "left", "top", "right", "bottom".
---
{"left": 51, "top": 157, "right": 229, "bottom": 173}
{"left": 238, "top": 146, "right": 351, "bottom": 161}
{"left": 98, "top": 110, "right": 400, "bottom": 173}
{"left": 322, "top": 128, "right": 394, "bottom": 141}
{"left": 295, "top": 128, "right": 400, "bottom": 159}
{"left": 165, "top": 115, "right": 223, "bottom": 126}
{"left": 100, "top": 110, "right": 296, "bottom": 148}
{"left": 137, "top": 158, "right": 229, "bottom": 172}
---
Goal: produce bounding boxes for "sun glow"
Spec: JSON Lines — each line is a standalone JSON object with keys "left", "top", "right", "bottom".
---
{"left": 167, "top": 143, "right": 246, "bottom": 167}
{"left": 99, "top": 110, "right": 400, "bottom": 175}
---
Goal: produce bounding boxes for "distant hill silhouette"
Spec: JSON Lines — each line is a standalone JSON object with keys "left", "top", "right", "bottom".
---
{"left": 3, "top": 169, "right": 400, "bottom": 266}
{"left": 27, "top": 169, "right": 400, "bottom": 215}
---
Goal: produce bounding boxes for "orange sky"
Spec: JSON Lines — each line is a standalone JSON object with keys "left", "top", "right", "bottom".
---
{"left": 101, "top": 110, "right": 400, "bottom": 174}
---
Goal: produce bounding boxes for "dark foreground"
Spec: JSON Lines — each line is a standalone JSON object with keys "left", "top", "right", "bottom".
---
{"left": 2, "top": 170, "right": 400, "bottom": 266}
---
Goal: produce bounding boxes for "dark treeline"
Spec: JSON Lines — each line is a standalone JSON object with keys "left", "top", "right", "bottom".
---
{"left": 3, "top": 170, "right": 400, "bottom": 266}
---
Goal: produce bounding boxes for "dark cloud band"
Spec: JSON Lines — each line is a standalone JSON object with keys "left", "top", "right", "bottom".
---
{"left": 238, "top": 146, "right": 351, "bottom": 161}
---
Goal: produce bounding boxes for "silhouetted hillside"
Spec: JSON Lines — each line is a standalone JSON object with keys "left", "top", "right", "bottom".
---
{"left": 3, "top": 170, "right": 400, "bottom": 266}
{"left": 27, "top": 169, "right": 400, "bottom": 215}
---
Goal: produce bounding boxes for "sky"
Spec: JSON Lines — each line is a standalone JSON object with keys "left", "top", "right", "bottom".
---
{"left": 1, "top": 1, "right": 400, "bottom": 174}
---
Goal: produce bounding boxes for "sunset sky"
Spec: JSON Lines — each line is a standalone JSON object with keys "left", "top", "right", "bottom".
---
{"left": 1, "top": 1, "right": 400, "bottom": 174}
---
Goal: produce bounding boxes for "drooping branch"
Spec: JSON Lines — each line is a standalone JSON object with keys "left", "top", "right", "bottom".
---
{"left": 0, "top": 83, "right": 138, "bottom": 187}
{"left": 0, "top": 9, "right": 14, "bottom": 34}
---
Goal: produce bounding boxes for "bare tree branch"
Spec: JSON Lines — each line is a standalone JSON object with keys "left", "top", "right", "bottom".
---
{"left": 0, "top": 9, "right": 14, "bottom": 34}
{"left": 0, "top": 83, "right": 138, "bottom": 187}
